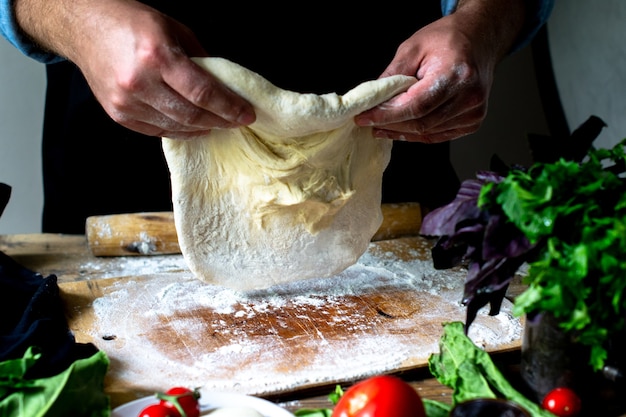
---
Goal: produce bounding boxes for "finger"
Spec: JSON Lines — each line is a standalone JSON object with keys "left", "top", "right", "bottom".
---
{"left": 162, "top": 58, "right": 256, "bottom": 126}
{"left": 412, "top": 128, "right": 477, "bottom": 144}
{"left": 110, "top": 83, "right": 245, "bottom": 138}
{"left": 111, "top": 71, "right": 244, "bottom": 134}
{"left": 425, "top": 99, "right": 487, "bottom": 132}
{"left": 149, "top": 82, "right": 243, "bottom": 129}
{"left": 370, "top": 103, "right": 485, "bottom": 139}
{"left": 115, "top": 101, "right": 218, "bottom": 138}
{"left": 160, "top": 130, "right": 213, "bottom": 140}
{"left": 373, "top": 126, "right": 478, "bottom": 144}
{"left": 356, "top": 73, "right": 457, "bottom": 126}
{"left": 123, "top": 117, "right": 213, "bottom": 139}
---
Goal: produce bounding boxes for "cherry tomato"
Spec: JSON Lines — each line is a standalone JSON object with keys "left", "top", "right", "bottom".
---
{"left": 542, "top": 387, "right": 582, "bottom": 417}
{"left": 157, "top": 387, "right": 201, "bottom": 417}
{"left": 138, "top": 403, "right": 175, "bottom": 417}
{"left": 331, "top": 375, "right": 425, "bottom": 417}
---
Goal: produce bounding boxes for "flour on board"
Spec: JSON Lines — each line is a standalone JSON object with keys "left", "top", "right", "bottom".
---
{"left": 85, "top": 239, "right": 523, "bottom": 397}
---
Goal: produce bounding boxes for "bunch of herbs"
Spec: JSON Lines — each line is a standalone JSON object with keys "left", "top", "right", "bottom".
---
{"left": 420, "top": 117, "right": 626, "bottom": 370}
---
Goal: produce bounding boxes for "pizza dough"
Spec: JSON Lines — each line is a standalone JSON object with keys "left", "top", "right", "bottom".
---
{"left": 162, "top": 57, "right": 416, "bottom": 290}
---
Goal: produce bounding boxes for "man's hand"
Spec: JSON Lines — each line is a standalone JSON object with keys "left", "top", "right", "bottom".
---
{"left": 355, "top": 0, "right": 525, "bottom": 144}
{"left": 15, "top": 0, "right": 255, "bottom": 139}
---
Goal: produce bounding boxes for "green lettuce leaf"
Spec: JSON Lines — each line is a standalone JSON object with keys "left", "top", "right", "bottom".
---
{"left": 428, "top": 322, "right": 553, "bottom": 417}
{"left": 0, "top": 346, "right": 110, "bottom": 417}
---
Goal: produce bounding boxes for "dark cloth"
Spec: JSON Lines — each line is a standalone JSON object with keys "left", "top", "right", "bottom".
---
{"left": 1, "top": 182, "right": 97, "bottom": 375}
{"left": 0, "top": 250, "right": 98, "bottom": 379}
{"left": 0, "top": 183, "right": 10, "bottom": 218}
{"left": 42, "top": 2, "right": 460, "bottom": 233}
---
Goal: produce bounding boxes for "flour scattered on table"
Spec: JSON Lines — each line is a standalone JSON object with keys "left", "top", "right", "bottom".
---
{"left": 78, "top": 254, "right": 188, "bottom": 279}
{"left": 85, "top": 239, "right": 523, "bottom": 397}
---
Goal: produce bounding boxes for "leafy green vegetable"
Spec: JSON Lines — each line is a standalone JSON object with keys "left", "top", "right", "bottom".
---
{"left": 293, "top": 385, "right": 342, "bottom": 417}
{"left": 294, "top": 407, "right": 333, "bottom": 417}
{"left": 327, "top": 384, "right": 343, "bottom": 405}
{"left": 482, "top": 139, "right": 626, "bottom": 370}
{"left": 421, "top": 399, "right": 450, "bottom": 417}
{"left": 420, "top": 116, "right": 626, "bottom": 370}
{"left": 0, "top": 346, "right": 110, "bottom": 417}
{"left": 428, "top": 322, "right": 553, "bottom": 417}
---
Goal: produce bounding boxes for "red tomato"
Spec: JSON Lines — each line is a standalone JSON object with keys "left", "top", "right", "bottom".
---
{"left": 331, "top": 375, "right": 425, "bottom": 417}
{"left": 157, "top": 387, "right": 201, "bottom": 417}
{"left": 542, "top": 387, "right": 582, "bottom": 417}
{"left": 138, "top": 403, "right": 175, "bottom": 417}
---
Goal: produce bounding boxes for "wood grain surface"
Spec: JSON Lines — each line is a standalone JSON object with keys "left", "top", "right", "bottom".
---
{"left": 3, "top": 233, "right": 625, "bottom": 417}
{"left": 48, "top": 236, "right": 523, "bottom": 408}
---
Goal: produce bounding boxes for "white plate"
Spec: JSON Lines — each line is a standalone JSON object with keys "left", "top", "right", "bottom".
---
{"left": 112, "top": 391, "right": 295, "bottom": 417}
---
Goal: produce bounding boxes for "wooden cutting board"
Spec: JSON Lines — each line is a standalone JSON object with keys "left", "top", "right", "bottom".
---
{"left": 58, "top": 236, "right": 524, "bottom": 408}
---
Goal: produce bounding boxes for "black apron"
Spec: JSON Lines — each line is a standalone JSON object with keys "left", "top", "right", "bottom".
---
{"left": 42, "top": 2, "right": 459, "bottom": 233}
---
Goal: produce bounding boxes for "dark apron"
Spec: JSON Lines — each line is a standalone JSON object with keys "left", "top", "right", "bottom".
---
{"left": 42, "top": 2, "right": 459, "bottom": 233}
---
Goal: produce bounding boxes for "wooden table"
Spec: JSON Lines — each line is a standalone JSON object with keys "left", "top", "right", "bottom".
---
{"left": 0, "top": 233, "right": 530, "bottom": 412}
{"left": 3, "top": 234, "right": 624, "bottom": 417}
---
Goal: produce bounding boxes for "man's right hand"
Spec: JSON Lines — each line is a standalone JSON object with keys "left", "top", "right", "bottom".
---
{"left": 15, "top": 0, "right": 256, "bottom": 139}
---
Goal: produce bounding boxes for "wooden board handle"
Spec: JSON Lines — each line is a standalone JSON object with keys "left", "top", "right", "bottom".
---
{"left": 86, "top": 202, "right": 422, "bottom": 257}
{"left": 373, "top": 202, "right": 422, "bottom": 242}
{"left": 86, "top": 212, "right": 179, "bottom": 257}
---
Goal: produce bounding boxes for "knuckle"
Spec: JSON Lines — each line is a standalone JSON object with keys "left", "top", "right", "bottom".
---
{"left": 107, "top": 93, "right": 132, "bottom": 115}
{"left": 107, "top": 107, "right": 131, "bottom": 125}
{"left": 188, "top": 80, "right": 219, "bottom": 108}
{"left": 114, "top": 67, "right": 145, "bottom": 93}
{"left": 453, "top": 62, "right": 478, "bottom": 83}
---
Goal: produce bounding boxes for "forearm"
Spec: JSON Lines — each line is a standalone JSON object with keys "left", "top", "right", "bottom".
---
{"left": 13, "top": 0, "right": 73, "bottom": 58}
{"left": 451, "top": 0, "right": 526, "bottom": 61}
{"left": 14, "top": 0, "right": 152, "bottom": 64}
{"left": 443, "top": 0, "right": 554, "bottom": 55}
{"left": 0, "top": 0, "right": 58, "bottom": 62}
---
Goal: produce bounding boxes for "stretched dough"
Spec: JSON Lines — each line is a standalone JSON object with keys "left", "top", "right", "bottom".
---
{"left": 162, "top": 57, "right": 416, "bottom": 290}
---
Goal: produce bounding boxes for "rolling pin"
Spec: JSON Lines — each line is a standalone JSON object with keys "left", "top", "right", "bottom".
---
{"left": 86, "top": 202, "right": 422, "bottom": 257}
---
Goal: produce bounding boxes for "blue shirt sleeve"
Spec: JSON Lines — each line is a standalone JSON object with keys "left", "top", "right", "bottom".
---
{"left": 440, "top": 0, "right": 458, "bottom": 15}
{"left": 441, "top": 0, "right": 555, "bottom": 53}
{"left": 0, "top": 0, "right": 63, "bottom": 63}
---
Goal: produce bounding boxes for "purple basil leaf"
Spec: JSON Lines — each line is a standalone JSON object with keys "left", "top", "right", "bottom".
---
{"left": 462, "top": 256, "right": 529, "bottom": 330}
{"left": 464, "top": 286, "right": 508, "bottom": 333}
{"left": 430, "top": 220, "right": 485, "bottom": 269}
{"left": 482, "top": 214, "right": 534, "bottom": 260}
{"left": 420, "top": 178, "right": 484, "bottom": 236}
{"left": 419, "top": 169, "right": 531, "bottom": 333}
{"left": 475, "top": 170, "right": 506, "bottom": 184}
{"left": 431, "top": 237, "right": 467, "bottom": 269}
